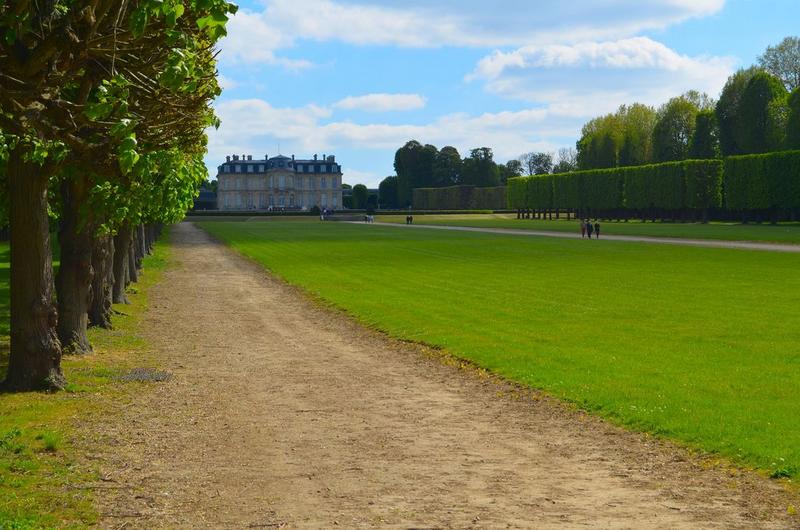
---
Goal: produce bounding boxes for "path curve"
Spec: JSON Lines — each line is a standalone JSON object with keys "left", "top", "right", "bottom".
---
{"left": 95, "top": 222, "right": 797, "bottom": 528}
{"left": 358, "top": 221, "right": 800, "bottom": 253}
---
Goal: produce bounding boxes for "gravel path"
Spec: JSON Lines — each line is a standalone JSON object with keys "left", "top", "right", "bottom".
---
{"left": 95, "top": 222, "right": 798, "bottom": 528}
{"left": 363, "top": 221, "right": 800, "bottom": 253}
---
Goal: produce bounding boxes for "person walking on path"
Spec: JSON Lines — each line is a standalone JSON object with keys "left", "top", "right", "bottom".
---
{"left": 580, "top": 220, "right": 586, "bottom": 239}
{"left": 594, "top": 221, "right": 601, "bottom": 239}
{"left": 586, "top": 221, "right": 594, "bottom": 239}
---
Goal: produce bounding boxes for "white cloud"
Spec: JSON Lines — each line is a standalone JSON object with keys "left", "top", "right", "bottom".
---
{"left": 467, "top": 37, "right": 736, "bottom": 111}
{"left": 334, "top": 93, "right": 427, "bottom": 112}
{"left": 208, "top": 98, "right": 573, "bottom": 174}
{"left": 218, "top": 0, "right": 726, "bottom": 67}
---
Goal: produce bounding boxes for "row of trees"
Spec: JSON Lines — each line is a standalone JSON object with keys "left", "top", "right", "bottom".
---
{"left": 0, "top": 0, "right": 236, "bottom": 390}
{"left": 575, "top": 37, "right": 800, "bottom": 171}
{"left": 389, "top": 142, "right": 523, "bottom": 207}
{"left": 508, "top": 150, "right": 800, "bottom": 222}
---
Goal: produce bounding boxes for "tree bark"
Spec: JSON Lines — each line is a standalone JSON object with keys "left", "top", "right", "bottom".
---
{"left": 55, "top": 176, "right": 94, "bottom": 355}
{"left": 128, "top": 235, "right": 139, "bottom": 283}
{"left": 3, "top": 151, "right": 65, "bottom": 391}
{"left": 112, "top": 225, "right": 132, "bottom": 304}
{"left": 89, "top": 235, "right": 114, "bottom": 329}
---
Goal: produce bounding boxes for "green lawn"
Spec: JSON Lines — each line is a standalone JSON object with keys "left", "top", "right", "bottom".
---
{"left": 378, "top": 214, "right": 800, "bottom": 244}
{"left": 0, "top": 239, "right": 170, "bottom": 528}
{"left": 0, "top": 243, "right": 8, "bottom": 339}
{"left": 199, "top": 220, "right": 800, "bottom": 480}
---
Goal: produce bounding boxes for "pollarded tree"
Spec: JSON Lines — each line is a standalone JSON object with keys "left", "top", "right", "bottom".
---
{"left": 738, "top": 71, "right": 789, "bottom": 154}
{"left": 652, "top": 95, "right": 700, "bottom": 162}
{"left": 689, "top": 110, "right": 721, "bottom": 159}
{"left": 53, "top": 3, "right": 230, "bottom": 355}
{"left": 0, "top": 0, "right": 235, "bottom": 390}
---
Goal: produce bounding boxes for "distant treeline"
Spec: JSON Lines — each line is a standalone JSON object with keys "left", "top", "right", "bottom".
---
{"left": 508, "top": 150, "right": 800, "bottom": 222}
{"left": 575, "top": 38, "right": 800, "bottom": 172}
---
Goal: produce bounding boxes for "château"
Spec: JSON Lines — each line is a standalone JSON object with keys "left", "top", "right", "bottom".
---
{"left": 216, "top": 153, "right": 343, "bottom": 211}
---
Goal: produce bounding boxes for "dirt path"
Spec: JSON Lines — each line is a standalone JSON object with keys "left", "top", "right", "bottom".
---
{"left": 364, "top": 221, "right": 800, "bottom": 253}
{"left": 95, "top": 222, "right": 797, "bottom": 528}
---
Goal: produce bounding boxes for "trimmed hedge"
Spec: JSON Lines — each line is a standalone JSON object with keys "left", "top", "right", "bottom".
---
{"left": 724, "top": 150, "right": 800, "bottom": 211}
{"left": 508, "top": 160, "right": 723, "bottom": 212}
{"left": 413, "top": 185, "right": 507, "bottom": 210}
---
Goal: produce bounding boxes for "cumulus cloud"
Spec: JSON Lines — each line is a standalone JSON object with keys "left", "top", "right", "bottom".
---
{"left": 333, "top": 93, "right": 427, "bottom": 112}
{"left": 218, "top": 0, "right": 726, "bottom": 67}
{"left": 468, "top": 37, "right": 736, "bottom": 112}
{"left": 208, "top": 98, "right": 573, "bottom": 174}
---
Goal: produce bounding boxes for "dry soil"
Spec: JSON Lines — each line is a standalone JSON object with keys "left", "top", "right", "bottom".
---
{"left": 93, "top": 222, "right": 799, "bottom": 528}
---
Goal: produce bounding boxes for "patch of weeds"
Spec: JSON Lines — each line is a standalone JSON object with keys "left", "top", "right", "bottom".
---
{"left": 770, "top": 466, "right": 797, "bottom": 479}
{"left": 0, "top": 428, "right": 25, "bottom": 454}
{"left": 35, "top": 431, "right": 62, "bottom": 453}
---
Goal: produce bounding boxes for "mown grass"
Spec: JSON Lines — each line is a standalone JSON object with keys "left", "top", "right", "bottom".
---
{"left": 378, "top": 214, "right": 800, "bottom": 244}
{"left": 200, "top": 220, "right": 800, "bottom": 482}
{"left": 0, "top": 238, "right": 170, "bottom": 529}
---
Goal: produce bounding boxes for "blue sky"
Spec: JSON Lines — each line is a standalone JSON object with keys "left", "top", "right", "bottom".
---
{"left": 207, "top": 0, "right": 799, "bottom": 187}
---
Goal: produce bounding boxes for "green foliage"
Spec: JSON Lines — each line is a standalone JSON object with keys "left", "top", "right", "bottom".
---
{"left": 652, "top": 95, "right": 700, "bottom": 162}
{"left": 461, "top": 147, "right": 500, "bottom": 187}
{"left": 202, "top": 220, "right": 800, "bottom": 480}
{"left": 432, "top": 146, "right": 462, "bottom": 187}
{"left": 724, "top": 150, "right": 800, "bottom": 210}
{"left": 413, "top": 185, "right": 506, "bottom": 210}
{"left": 716, "top": 67, "right": 760, "bottom": 156}
{"left": 689, "top": 110, "right": 721, "bottom": 159}
{"left": 577, "top": 113, "right": 622, "bottom": 169}
{"left": 378, "top": 176, "right": 399, "bottom": 209}
{"left": 788, "top": 88, "right": 800, "bottom": 149}
{"left": 738, "top": 72, "right": 789, "bottom": 154}
{"left": 351, "top": 184, "right": 369, "bottom": 209}
{"left": 394, "top": 141, "right": 438, "bottom": 206}
{"left": 510, "top": 160, "right": 722, "bottom": 212}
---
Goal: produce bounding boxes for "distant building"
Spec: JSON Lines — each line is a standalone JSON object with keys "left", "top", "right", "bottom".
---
{"left": 216, "top": 153, "right": 343, "bottom": 211}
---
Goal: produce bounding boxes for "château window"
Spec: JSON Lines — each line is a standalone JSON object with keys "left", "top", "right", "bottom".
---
{"left": 322, "top": 177, "right": 327, "bottom": 189}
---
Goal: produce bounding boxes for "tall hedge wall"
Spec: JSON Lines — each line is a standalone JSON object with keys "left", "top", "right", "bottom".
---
{"left": 413, "top": 185, "right": 507, "bottom": 210}
{"left": 724, "top": 150, "right": 800, "bottom": 211}
{"left": 508, "top": 160, "right": 723, "bottom": 212}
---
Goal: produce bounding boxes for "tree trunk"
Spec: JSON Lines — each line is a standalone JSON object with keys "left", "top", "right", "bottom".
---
{"left": 128, "top": 235, "right": 139, "bottom": 283}
{"left": 89, "top": 235, "right": 114, "bottom": 329}
{"left": 3, "top": 151, "right": 65, "bottom": 391}
{"left": 112, "top": 225, "right": 132, "bottom": 304}
{"left": 55, "top": 177, "right": 93, "bottom": 355}
{"left": 138, "top": 224, "right": 146, "bottom": 261}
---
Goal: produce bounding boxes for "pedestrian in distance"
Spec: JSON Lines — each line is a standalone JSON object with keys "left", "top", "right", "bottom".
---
{"left": 586, "top": 220, "right": 593, "bottom": 239}
{"left": 580, "top": 220, "right": 586, "bottom": 239}
{"left": 409, "top": 215, "right": 414, "bottom": 225}
{"left": 594, "top": 221, "right": 601, "bottom": 239}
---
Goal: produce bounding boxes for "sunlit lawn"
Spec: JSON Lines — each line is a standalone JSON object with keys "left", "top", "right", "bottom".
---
{"left": 378, "top": 214, "right": 800, "bottom": 244}
{"left": 201, "top": 219, "right": 800, "bottom": 480}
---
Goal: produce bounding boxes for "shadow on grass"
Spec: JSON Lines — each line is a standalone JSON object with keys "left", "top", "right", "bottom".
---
{"left": 0, "top": 244, "right": 8, "bottom": 381}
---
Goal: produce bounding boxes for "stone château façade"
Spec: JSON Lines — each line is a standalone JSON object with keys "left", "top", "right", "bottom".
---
{"left": 216, "top": 153, "right": 343, "bottom": 211}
